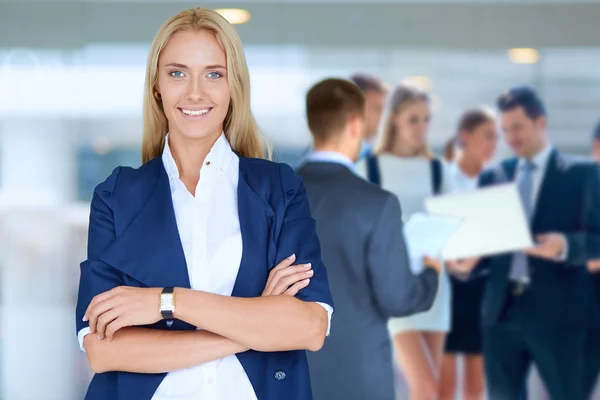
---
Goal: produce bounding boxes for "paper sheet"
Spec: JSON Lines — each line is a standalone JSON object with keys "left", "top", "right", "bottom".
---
{"left": 403, "top": 212, "right": 463, "bottom": 274}
{"left": 425, "top": 183, "right": 534, "bottom": 260}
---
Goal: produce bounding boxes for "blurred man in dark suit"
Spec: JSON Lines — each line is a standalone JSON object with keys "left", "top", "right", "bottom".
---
{"left": 300, "top": 78, "right": 440, "bottom": 400}
{"left": 584, "top": 119, "right": 600, "bottom": 398}
{"left": 450, "top": 87, "right": 600, "bottom": 400}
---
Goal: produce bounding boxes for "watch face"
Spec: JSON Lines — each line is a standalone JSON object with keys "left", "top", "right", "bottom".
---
{"left": 161, "top": 293, "right": 174, "bottom": 311}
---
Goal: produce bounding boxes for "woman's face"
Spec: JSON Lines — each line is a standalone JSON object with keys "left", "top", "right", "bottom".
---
{"left": 156, "top": 29, "right": 231, "bottom": 142}
{"left": 461, "top": 119, "right": 499, "bottom": 164}
{"left": 392, "top": 100, "right": 431, "bottom": 153}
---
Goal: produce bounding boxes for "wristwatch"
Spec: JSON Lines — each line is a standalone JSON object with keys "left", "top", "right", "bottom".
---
{"left": 160, "top": 287, "right": 176, "bottom": 327}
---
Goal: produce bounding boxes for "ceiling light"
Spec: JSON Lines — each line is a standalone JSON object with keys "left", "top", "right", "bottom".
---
{"left": 508, "top": 48, "right": 539, "bottom": 64}
{"left": 215, "top": 8, "right": 251, "bottom": 25}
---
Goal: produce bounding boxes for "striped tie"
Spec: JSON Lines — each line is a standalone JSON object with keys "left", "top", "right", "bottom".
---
{"left": 509, "top": 160, "right": 536, "bottom": 282}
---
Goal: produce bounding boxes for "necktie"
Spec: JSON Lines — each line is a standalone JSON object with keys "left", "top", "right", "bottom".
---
{"left": 509, "top": 160, "right": 536, "bottom": 282}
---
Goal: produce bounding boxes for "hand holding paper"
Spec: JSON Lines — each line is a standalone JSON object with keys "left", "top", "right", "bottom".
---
{"left": 423, "top": 256, "right": 442, "bottom": 274}
{"left": 403, "top": 213, "right": 463, "bottom": 274}
{"left": 425, "top": 183, "right": 534, "bottom": 259}
{"left": 524, "top": 233, "right": 567, "bottom": 261}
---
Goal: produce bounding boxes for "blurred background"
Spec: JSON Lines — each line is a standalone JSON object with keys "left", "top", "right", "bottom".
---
{"left": 1, "top": 0, "right": 599, "bottom": 399}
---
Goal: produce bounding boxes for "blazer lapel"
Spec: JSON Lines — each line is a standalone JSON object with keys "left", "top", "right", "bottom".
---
{"left": 532, "top": 149, "right": 561, "bottom": 230}
{"left": 501, "top": 158, "right": 519, "bottom": 182}
{"left": 231, "top": 159, "right": 276, "bottom": 298}
{"left": 100, "top": 160, "right": 191, "bottom": 289}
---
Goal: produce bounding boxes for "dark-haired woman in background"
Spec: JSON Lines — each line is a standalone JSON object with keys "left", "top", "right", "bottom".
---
{"left": 438, "top": 108, "right": 498, "bottom": 400}
{"left": 442, "top": 137, "right": 457, "bottom": 163}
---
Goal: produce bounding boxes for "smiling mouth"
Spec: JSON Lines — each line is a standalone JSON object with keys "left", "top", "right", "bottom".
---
{"left": 179, "top": 107, "right": 212, "bottom": 118}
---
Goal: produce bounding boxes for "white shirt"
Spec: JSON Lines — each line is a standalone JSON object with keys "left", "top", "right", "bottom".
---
{"left": 447, "top": 162, "right": 478, "bottom": 193}
{"left": 303, "top": 150, "right": 356, "bottom": 172}
{"left": 78, "top": 133, "right": 332, "bottom": 399}
{"left": 355, "top": 155, "right": 453, "bottom": 333}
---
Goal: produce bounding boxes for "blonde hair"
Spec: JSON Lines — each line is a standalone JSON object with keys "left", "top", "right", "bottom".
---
{"left": 142, "top": 8, "right": 270, "bottom": 163}
{"left": 374, "top": 83, "right": 434, "bottom": 159}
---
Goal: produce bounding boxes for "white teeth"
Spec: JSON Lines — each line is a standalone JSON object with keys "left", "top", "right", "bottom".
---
{"left": 181, "top": 108, "right": 210, "bottom": 116}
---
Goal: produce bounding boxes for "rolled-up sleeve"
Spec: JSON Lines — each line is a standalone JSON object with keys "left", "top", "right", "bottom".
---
{"left": 75, "top": 167, "right": 125, "bottom": 351}
{"left": 273, "top": 164, "right": 335, "bottom": 316}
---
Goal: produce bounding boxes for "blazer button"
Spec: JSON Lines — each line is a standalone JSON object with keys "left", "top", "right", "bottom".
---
{"left": 273, "top": 370, "right": 286, "bottom": 381}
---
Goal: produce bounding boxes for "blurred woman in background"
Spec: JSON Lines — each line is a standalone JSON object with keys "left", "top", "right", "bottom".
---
{"left": 438, "top": 107, "right": 498, "bottom": 400}
{"left": 356, "top": 84, "right": 451, "bottom": 400}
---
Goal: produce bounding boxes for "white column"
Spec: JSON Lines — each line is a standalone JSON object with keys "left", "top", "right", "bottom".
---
{"left": 0, "top": 119, "right": 81, "bottom": 400}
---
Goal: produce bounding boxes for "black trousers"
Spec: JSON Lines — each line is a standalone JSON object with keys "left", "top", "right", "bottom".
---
{"left": 584, "top": 325, "right": 600, "bottom": 398}
{"left": 483, "top": 290, "right": 587, "bottom": 400}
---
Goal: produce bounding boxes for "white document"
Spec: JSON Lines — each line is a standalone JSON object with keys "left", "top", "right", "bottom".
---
{"left": 424, "top": 183, "right": 534, "bottom": 260}
{"left": 403, "top": 213, "right": 463, "bottom": 274}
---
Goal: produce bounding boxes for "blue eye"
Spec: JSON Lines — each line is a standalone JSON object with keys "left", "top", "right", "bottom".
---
{"left": 169, "top": 71, "right": 184, "bottom": 78}
{"left": 207, "top": 71, "right": 222, "bottom": 79}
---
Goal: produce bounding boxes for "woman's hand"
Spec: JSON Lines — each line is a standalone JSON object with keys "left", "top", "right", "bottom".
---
{"left": 84, "top": 286, "right": 162, "bottom": 341}
{"left": 423, "top": 256, "right": 442, "bottom": 274}
{"left": 262, "top": 254, "right": 313, "bottom": 296}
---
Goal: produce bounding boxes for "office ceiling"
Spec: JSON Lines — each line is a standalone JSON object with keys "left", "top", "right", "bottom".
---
{"left": 0, "top": 1, "right": 599, "bottom": 49}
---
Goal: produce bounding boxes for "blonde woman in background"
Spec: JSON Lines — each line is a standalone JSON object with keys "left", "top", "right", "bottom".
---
{"left": 356, "top": 84, "right": 452, "bottom": 400}
{"left": 438, "top": 107, "right": 498, "bottom": 400}
{"left": 75, "top": 8, "right": 333, "bottom": 400}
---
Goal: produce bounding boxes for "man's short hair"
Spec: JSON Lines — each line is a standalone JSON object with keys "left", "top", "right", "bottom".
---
{"left": 349, "top": 73, "right": 386, "bottom": 94}
{"left": 306, "top": 78, "right": 366, "bottom": 143}
{"left": 497, "top": 86, "right": 547, "bottom": 120}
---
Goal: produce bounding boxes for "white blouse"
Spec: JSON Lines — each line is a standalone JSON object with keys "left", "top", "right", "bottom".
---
{"left": 356, "top": 154, "right": 452, "bottom": 333}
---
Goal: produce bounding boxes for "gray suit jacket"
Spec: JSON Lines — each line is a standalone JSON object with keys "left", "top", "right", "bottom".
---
{"left": 297, "top": 161, "right": 438, "bottom": 400}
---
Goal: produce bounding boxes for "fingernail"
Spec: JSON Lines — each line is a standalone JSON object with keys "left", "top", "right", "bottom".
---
{"left": 97, "top": 335, "right": 101, "bottom": 340}
{"left": 304, "top": 279, "right": 310, "bottom": 283}
{"left": 289, "top": 254, "right": 296, "bottom": 260}
{"left": 307, "top": 270, "right": 314, "bottom": 276}
{"left": 82, "top": 315, "right": 88, "bottom": 322}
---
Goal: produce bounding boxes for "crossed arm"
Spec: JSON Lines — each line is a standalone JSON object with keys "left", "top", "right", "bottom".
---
{"left": 82, "top": 256, "right": 326, "bottom": 374}
{"left": 77, "top": 166, "right": 333, "bottom": 375}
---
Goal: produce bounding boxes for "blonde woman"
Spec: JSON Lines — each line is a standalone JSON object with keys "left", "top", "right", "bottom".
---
{"left": 75, "top": 8, "right": 334, "bottom": 400}
{"left": 356, "top": 84, "right": 452, "bottom": 400}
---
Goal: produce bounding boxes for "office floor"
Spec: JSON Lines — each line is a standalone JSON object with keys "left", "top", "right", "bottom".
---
{"left": 394, "top": 358, "right": 600, "bottom": 400}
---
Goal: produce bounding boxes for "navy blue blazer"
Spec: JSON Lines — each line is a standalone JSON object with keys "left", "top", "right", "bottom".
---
{"left": 75, "top": 156, "right": 334, "bottom": 400}
{"left": 472, "top": 150, "right": 600, "bottom": 329}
